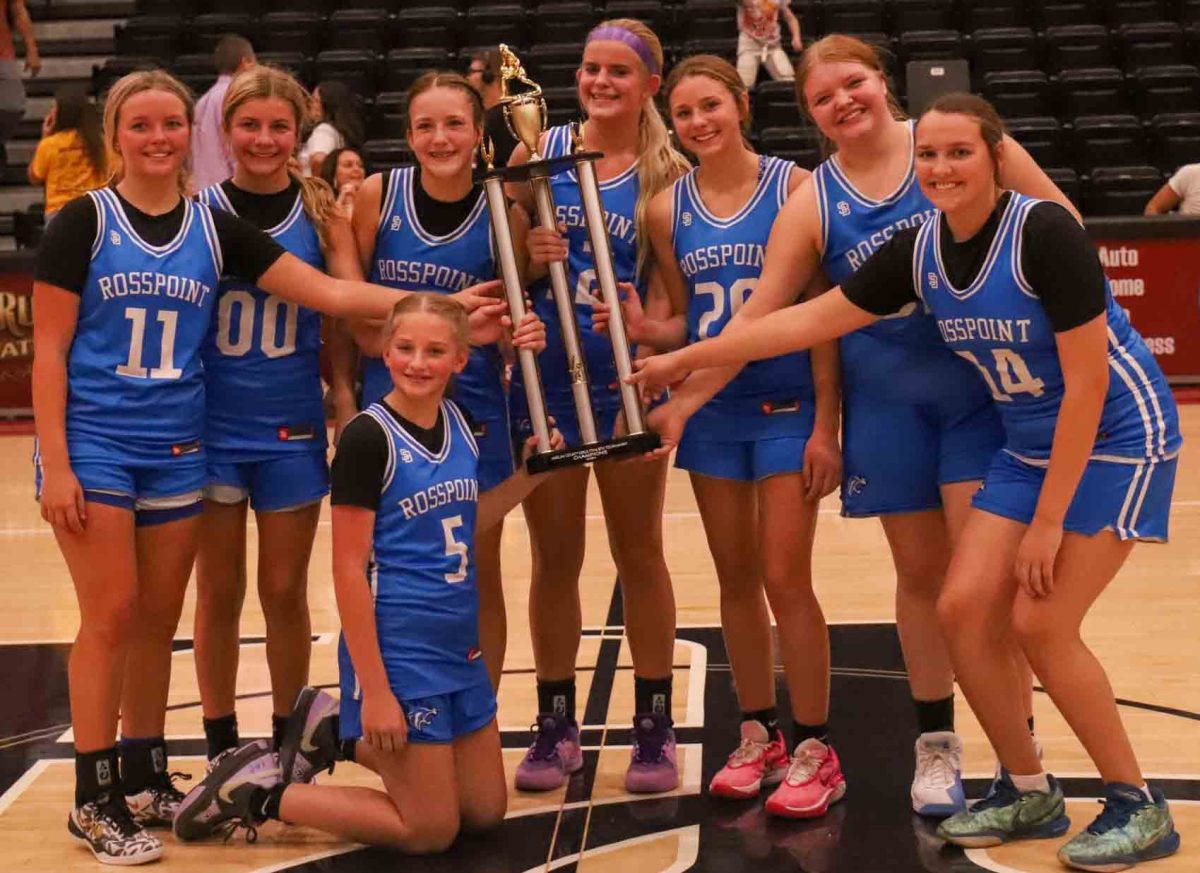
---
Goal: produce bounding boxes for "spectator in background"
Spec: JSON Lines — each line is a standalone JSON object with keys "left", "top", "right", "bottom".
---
{"left": 191, "top": 34, "right": 256, "bottom": 189}
{"left": 28, "top": 88, "right": 105, "bottom": 219}
{"left": 320, "top": 145, "right": 366, "bottom": 217}
{"left": 0, "top": 0, "right": 41, "bottom": 167}
{"left": 299, "top": 81, "right": 364, "bottom": 177}
{"left": 467, "top": 49, "right": 519, "bottom": 168}
{"left": 736, "top": 0, "right": 802, "bottom": 89}
{"left": 1144, "top": 163, "right": 1200, "bottom": 216}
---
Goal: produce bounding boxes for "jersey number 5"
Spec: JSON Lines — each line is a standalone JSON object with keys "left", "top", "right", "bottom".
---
{"left": 442, "top": 515, "right": 469, "bottom": 584}
{"left": 216, "top": 291, "right": 299, "bottom": 358}
{"left": 956, "top": 349, "right": 1045, "bottom": 402}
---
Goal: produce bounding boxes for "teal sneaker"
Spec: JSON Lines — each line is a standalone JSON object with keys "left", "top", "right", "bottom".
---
{"left": 1058, "top": 783, "right": 1180, "bottom": 872}
{"left": 936, "top": 770, "right": 1070, "bottom": 848}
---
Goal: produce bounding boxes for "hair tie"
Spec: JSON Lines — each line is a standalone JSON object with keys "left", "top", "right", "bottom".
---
{"left": 586, "top": 25, "right": 661, "bottom": 75}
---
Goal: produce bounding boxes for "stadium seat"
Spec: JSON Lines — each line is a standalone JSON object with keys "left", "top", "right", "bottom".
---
{"left": 753, "top": 79, "right": 804, "bottom": 130}
{"left": 263, "top": 0, "right": 332, "bottom": 12}
{"left": 960, "top": 1, "right": 1024, "bottom": 31}
{"left": 890, "top": 0, "right": 956, "bottom": 33}
{"left": 1044, "top": 167, "right": 1081, "bottom": 207}
{"left": 680, "top": 0, "right": 739, "bottom": 43}
{"left": 115, "top": 16, "right": 182, "bottom": 60}
{"left": 1132, "top": 65, "right": 1200, "bottom": 115}
{"left": 971, "top": 28, "right": 1039, "bottom": 76}
{"left": 381, "top": 47, "right": 451, "bottom": 93}
{"left": 681, "top": 38, "right": 740, "bottom": 66}
{"left": 1182, "top": 0, "right": 1200, "bottom": 25}
{"left": 1008, "top": 116, "right": 1069, "bottom": 166}
{"left": 94, "top": 56, "right": 161, "bottom": 94}
{"left": 1044, "top": 25, "right": 1114, "bottom": 72}
{"left": 1071, "top": 114, "right": 1147, "bottom": 171}
{"left": 542, "top": 85, "right": 581, "bottom": 126}
{"left": 172, "top": 53, "right": 216, "bottom": 95}
{"left": 1035, "top": 2, "right": 1100, "bottom": 29}
{"left": 1103, "top": 0, "right": 1170, "bottom": 28}
{"left": 192, "top": 14, "right": 259, "bottom": 55}
{"left": 603, "top": 0, "right": 669, "bottom": 34}
{"left": 391, "top": 8, "right": 459, "bottom": 49}
{"left": 315, "top": 49, "right": 379, "bottom": 96}
{"left": 135, "top": 0, "right": 191, "bottom": 13}
{"left": 254, "top": 52, "right": 311, "bottom": 84}
{"left": 533, "top": 2, "right": 598, "bottom": 45}
{"left": 758, "top": 125, "right": 821, "bottom": 169}
{"left": 1117, "top": 23, "right": 1187, "bottom": 71}
{"left": 464, "top": 6, "right": 528, "bottom": 49}
{"left": 527, "top": 43, "right": 582, "bottom": 89}
{"left": 208, "top": 0, "right": 264, "bottom": 13}
{"left": 1056, "top": 67, "right": 1129, "bottom": 118}
{"left": 362, "top": 138, "right": 413, "bottom": 170}
{"left": 1084, "top": 165, "right": 1163, "bottom": 215}
{"left": 1150, "top": 112, "right": 1200, "bottom": 173}
{"left": 821, "top": 0, "right": 886, "bottom": 34}
{"left": 897, "top": 30, "right": 964, "bottom": 67}
{"left": 326, "top": 9, "right": 390, "bottom": 53}
{"left": 982, "top": 70, "right": 1053, "bottom": 118}
{"left": 259, "top": 12, "right": 323, "bottom": 56}
{"left": 370, "top": 91, "right": 408, "bottom": 139}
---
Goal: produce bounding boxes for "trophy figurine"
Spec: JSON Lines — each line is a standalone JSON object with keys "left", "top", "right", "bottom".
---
{"left": 479, "top": 45, "right": 659, "bottom": 473}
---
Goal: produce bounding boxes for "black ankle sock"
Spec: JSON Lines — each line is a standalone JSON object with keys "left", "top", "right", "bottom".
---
{"left": 340, "top": 739, "right": 357, "bottom": 763}
{"left": 634, "top": 675, "right": 672, "bottom": 717}
{"left": 272, "top": 715, "right": 289, "bottom": 751}
{"left": 75, "top": 747, "right": 120, "bottom": 806}
{"left": 791, "top": 722, "right": 829, "bottom": 752}
{"left": 914, "top": 694, "right": 955, "bottom": 735}
{"left": 536, "top": 678, "right": 576, "bottom": 723}
{"left": 248, "top": 783, "right": 287, "bottom": 823}
{"left": 742, "top": 708, "right": 779, "bottom": 737}
{"left": 119, "top": 736, "right": 167, "bottom": 794}
{"left": 203, "top": 714, "right": 239, "bottom": 761}
{"left": 1027, "top": 715, "right": 1036, "bottom": 734}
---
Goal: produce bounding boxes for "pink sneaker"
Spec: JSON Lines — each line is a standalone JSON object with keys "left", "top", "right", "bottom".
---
{"left": 514, "top": 713, "right": 583, "bottom": 792}
{"left": 709, "top": 720, "right": 789, "bottom": 799}
{"left": 765, "top": 738, "right": 847, "bottom": 819}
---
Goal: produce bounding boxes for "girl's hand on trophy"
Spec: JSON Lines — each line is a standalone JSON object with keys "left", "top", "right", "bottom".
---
{"left": 526, "top": 224, "right": 569, "bottom": 265}
{"left": 452, "top": 279, "right": 505, "bottom": 312}
{"left": 644, "top": 401, "right": 686, "bottom": 461}
{"left": 466, "top": 298, "right": 510, "bottom": 346}
{"left": 521, "top": 422, "right": 565, "bottom": 471}
{"left": 509, "top": 310, "right": 547, "bottom": 354}
{"left": 590, "top": 282, "right": 643, "bottom": 340}
{"left": 629, "top": 351, "right": 689, "bottom": 397}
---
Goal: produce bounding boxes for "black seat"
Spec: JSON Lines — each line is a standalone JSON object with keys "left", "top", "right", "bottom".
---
{"left": 1035, "top": 2, "right": 1100, "bottom": 29}
{"left": 960, "top": 1, "right": 1024, "bottom": 31}
{"left": 890, "top": 0, "right": 956, "bottom": 33}
{"left": 1084, "top": 166, "right": 1162, "bottom": 215}
{"left": 1132, "top": 65, "right": 1200, "bottom": 116}
{"left": 532, "top": 2, "right": 597, "bottom": 45}
{"left": 255, "top": 52, "right": 311, "bottom": 84}
{"left": 463, "top": 5, "right": 527, "bottom": 49}
{"left": 362, "top": 138, "right": 413, "bottom": 171}
{"left": 527, "top": 43, "right": 582, "bottom": 89}
{"left": 115, "top": 16, "right": 182, "bottom": 59}
{"left": 1182, "top": 0, "right": 1200, "bottom": 24}
{"left": 1044, "top": 25, "right": 1114, "bottom": 72}
{"left": 603, "top": 0, "right": 668, "bottom": 33}
{"left": 753, "top": 79, "right": 803, "bottom": 130}
{"left": 263, "top": 0, "right": 332, "bottom": 13}
{"left": 821, "top": 0, "right": 885, "bottom": 34}
{"left": 326, "top": 9, "right": 390, "bottom": 53}
{"left": 971, "top": 28, "right": 1038, "bottom": 76}
{"left": 680, "top": 0, "right": 739, "bottom": 42}
{"left": 208, "top": 0, "right": 264, "bottom": 13}
{"left": 191, "top": 14, "right": 259, "bottom": 55}
{"left": 259, "top": 12, "right": 323, "bottom": 56}
{"left": 1008, "top": 116, "right": 1069, "bottom": 166}
{"left": 172, "top": 53, "right": 216, "bottom": 94}
{"left": 758, "top": 125, "right": 821, "bottom": 169}
{"left": 1150, "top": 112, "right": 1200, "bottom": 173}
{"left": 897, "top": 30, "right": 964, "bottom": 67}
{"left": 681, "top": 38, "right": 739, "bottom": 65}
{"left": 1103, "top": 0, "right": 1170, "bottom": 28}
{"left": 94, "top": 55, "right": 160, "bottom": 93}
{"left": 1071, "top": 115, "right": 1147, "bottom": 172}
{"left": 381, "top": 47, "right": 451, "bottom": 92}
{"left": 542, "top": 85, "right": 581, "bottom": 126}
{"left": 1117, "top": 24, "right": 1186, "bottom": 72}
{"left": 1056, "top": 67, "right": 1129, "bottom": 118}
{"left": 1044, "top": 167, "right": 1081, "bottom": 208}
{"left": 314, "top": 50, "right": 379, "bottom": 97}
{"left": 982, "top": 70, "right": 1053, "bottom": 118}
{"left": 391, "top": 8, "right": 459, "bottom": 49}
{"left": 370, "top": 91, "right": 408, "bottom": 139}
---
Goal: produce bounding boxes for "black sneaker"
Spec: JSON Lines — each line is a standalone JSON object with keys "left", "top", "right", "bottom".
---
{"left": 127, "top": 770, "right": 191, "bottom": 828}
{"left": 68, "top": 793, "right": 164, "bottom": 865}
{"left": 173, "top": 739, "right": 281, "bottom": 842}
{"left": 279, "top": 686, "right": 340, "bottom": 785}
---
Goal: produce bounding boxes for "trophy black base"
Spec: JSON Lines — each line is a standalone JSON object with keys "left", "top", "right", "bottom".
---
{"left": 526, "top": 431, "right": 661, "bottom": 474}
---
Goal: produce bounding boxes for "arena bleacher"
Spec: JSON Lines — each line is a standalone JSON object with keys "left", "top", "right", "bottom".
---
{"left": 5, "top": 0, "right": 1200, "bottom": 249}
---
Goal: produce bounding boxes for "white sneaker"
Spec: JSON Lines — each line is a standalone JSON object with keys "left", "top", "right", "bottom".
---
{"left": 911, "top": 731, "right": 965, "bottom": 817}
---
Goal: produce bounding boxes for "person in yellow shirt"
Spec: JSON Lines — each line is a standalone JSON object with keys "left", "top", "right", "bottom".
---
{"left": 29, "top": 88, "right": 106, "bottom": 217}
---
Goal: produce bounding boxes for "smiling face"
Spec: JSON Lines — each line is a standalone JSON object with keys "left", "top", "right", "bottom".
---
{"left": 577, "top": 40, "right": 659, "bottom": 122}
{"left": 915, "top": 110, "right": 1001, "bottom": 214}
{"left": 406, "top": 86, "right": 481, "bottom": 182}
{"left": 802, "top": 59, "right": 892, "bottom": 146}
{"left": 335, "top": 149, "right": 366, "bottom": 189}
{"left": 227, "top": 96, "right": 297, "bottom": 179}
{"left": 113, "top": 89, "right": 190, "bottom": 181}
{"left": 669, "top": 73, "right": 747, "bottom": 160}
{"left": 382, "top": 311, "right": 469, "bottom": 403}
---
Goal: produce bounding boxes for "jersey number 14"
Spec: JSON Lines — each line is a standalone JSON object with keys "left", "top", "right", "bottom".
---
{"left": 956, "top": 349, "right": 1045, "bottom": 401}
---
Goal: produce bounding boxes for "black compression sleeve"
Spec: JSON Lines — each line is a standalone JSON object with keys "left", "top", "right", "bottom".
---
{"left": 330, "top": 413, "right": 389, "bottom": 511}
{"left": 34, "top": 195, "right": 98, "bottom": 293}
{"left": 211, "top": 209, "right": 287, "bottom": 284}
{"left": 838, "top": 227, "right": 921, "bottom": 316}
{"left": 1020, "top": 203, "right": 1108, "bottom": 333}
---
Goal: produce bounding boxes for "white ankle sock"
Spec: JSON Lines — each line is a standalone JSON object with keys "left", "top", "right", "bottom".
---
{"left": 1010, "top": 771, "right": 1051, "bottom": 794}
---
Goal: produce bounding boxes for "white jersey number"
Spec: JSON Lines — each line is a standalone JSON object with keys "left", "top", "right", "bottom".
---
{"left": 216, "top": 290, "right": 299, "bottom": 359}
{"left": 117, "top": 307, "right": 182, "bottom": 380}
{"left": 695, "top": 278, "right": 756, "bottom": 339}
{"left": 956, "top": 349, "right": 1046, "bottom": 402}
{"left": 442, "top": 515, "right": 469, "bottom": 584}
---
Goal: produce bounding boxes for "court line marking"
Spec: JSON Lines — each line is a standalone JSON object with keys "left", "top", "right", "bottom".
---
{"left": 250, "top": 846, "right": 363, "bottom": 873}
{"left": 0, "top": 758, "right": 49, "bottom": 816}
{"left": 524, "top": 824, "right": 700, "bottom": 873}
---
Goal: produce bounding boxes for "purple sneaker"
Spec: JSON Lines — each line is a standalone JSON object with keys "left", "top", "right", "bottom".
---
{"left": 625, "top": 713, "right": 679, "bottom": 794}
{"left": 514, "top": 713, "right": 583, "bottom": 791}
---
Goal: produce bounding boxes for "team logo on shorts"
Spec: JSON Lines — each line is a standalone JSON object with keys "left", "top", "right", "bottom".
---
{"left": 847, "top": 475, "right": 868, "bottom": 496}
{"left": 467, "top": 647, "right": 483, "bottom": 661}
{"left": 109, "top": 230, "right": 121, "bottom": 246}
{"left": 927, "top": 272, "right": 939, "bottom": 289}
{"left": 390, "top": 216, "right": 403, "bottom": 231}
{"left": 399, "top": 448, "right": 414, "bottom": 464}
{"left": 681, "top": 211, "right": 693, "bottom": 227}
{"left": 837, "top": 201, "right": 851, "bottom": 217}
{"left": 407, "top": 706, "right": 439, "bottom": 731}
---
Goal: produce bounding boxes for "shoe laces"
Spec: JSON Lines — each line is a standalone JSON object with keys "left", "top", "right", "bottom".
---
{"left": 215, "top": 818, "right": 260, "bottom": 845}
{"left": 1087, "top": 792, "right": 1146, "bottom": 835}
{"left": 631, "top": 719, "right": 667, "bottom": 765}
{"left": 96, "top": 795, "right": 142, "bottom": 839}
{"left": 525, "top": 720, "right": 565, "bottom": 763}
{"left": 916, "top": 743, "right": 958, "bottom": 789}
{"left": 728, "top": 736, "right": 768, "bottom": 767}
{"left": 784, "top": 746, "right": 822, "bottom": 785}
{"left": 152, "top": 770, "right": 192, "bottom": 802}
{"left": 969, "top": 776, "right": 1020, "bottom": 812}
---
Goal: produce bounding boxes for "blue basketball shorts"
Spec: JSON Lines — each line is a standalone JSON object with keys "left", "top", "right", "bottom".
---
{"left": 338, "top": 679, "right": 497, "bottom": 745}
{"left": 466, "top": 413, "right": 516, "bottom": 492}
{"left": 972, "top": 451, "right": 1178, "bottom": 542}
{"left": 510, "top": 386, "right": 622, "bottom": 451}
{"left": 675, "top": 397, "right": 814, "bottom": 482}
{"left": 840, "top": 390, "right": 1004, "bottom": 518}
{"left": 206, "top": 450, "right": 329, "bottom": 512}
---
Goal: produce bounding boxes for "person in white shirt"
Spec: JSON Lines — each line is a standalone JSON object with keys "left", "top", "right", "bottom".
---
{"left": 298, "top": 81, "right": 364, "bottom": 177}
{"left": 736, "top": 0, "right": 803, "bottom": 88}
{"left": 1144, "top": 162, "right": 1200, "bottom": 216}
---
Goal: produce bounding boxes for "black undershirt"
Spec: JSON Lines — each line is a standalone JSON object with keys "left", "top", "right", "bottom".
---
{"left": 484, "top": 104, "right": 519, "bottom": 171}
{"left": 840, "top": 194, "right": 1107, "bottom": 333}
{"left": 404, "top": 166, "right": 484, "bottom": 237}
{"left": 332, "top": 400, "right": 479, "bottom": 511}
{"left": 35, "top": 188, "right": 287, "bottom": 294}
{"left": 218, "top": 178, "right": 301, "bottom": 230}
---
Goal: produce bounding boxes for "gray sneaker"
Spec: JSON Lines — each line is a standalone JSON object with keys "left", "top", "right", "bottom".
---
{"left": 173, "top": 739, "right": 281, "bottom": 842}
{"left": 278, "top": 686, "right": 340, "bottom": 785}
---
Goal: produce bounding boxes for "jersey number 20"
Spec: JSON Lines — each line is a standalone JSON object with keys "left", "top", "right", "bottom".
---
{"left": 696, "top": 278, "right": 756, "bottom": 339}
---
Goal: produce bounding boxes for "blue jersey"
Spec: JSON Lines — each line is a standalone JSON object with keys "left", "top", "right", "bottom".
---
{"left": 198, "top": 185, "right": 326, "bottom": 460}
{"left": 344, "top": 400, "right": 489, "bottom": 698}
{"left": 672, "top": 155, "right": 813, "bottom": 410}
{"left": 66, "top": 188, "right": 221, "bottom": 464}
{"left": 362, "top": 167, "right": 503, "bottom": 417}
{"left": 813, "top": 123, "right": 986, "bottom": 405}
{"left": 523, "top": 124, "right": 642, "bottom": 412}
{"left": 914, "top": 194, "right": 1181, "bottom": 464}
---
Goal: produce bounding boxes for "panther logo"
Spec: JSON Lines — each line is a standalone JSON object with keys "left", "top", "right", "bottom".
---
{"left": 847, "top": 475, "right": 868, "bottom": 496}
{"left": 407, "top": 706, "right": 439, "bottom": 732}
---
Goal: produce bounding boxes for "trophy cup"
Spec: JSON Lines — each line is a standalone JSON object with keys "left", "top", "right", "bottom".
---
{"left": 479, "top": 45, "right": 659, "bottom": 474}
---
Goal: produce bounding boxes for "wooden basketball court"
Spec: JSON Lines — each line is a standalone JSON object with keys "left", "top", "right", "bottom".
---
{"left": 0, "top": 407, "right": 1197, "bottom": 872}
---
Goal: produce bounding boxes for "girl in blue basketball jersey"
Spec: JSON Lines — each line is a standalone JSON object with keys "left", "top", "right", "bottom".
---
{"left": 173, "top": 292, "right": 558, "bottom": 854}
{"left": 190, "top": 66, "right": 369, "bottom": 766}
{"left": 634, "top": 34, "right": 1078, "bottom": 816}
{"left": 31, "top": 70, "right": 487, "bottom": 866}
{"left": 347, "top": 72, "right": 522, "bottom": 691}
{"left": 508, "top": 17, "right": 692, "bottom": 796}
{"left": 599, "top": 55, "right": 845, "bottom": 818}
{"left": 633, "top": 94, "right": 1182, "bottom": 871}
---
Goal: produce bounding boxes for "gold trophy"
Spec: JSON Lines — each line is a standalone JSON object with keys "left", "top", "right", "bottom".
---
{"left": 479, "top": 45, "right": 658, "bottom": 473}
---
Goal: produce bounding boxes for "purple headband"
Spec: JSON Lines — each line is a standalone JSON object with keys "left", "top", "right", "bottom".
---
{"left": 586, "top": 25, "right": 661, "bottom": 75}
